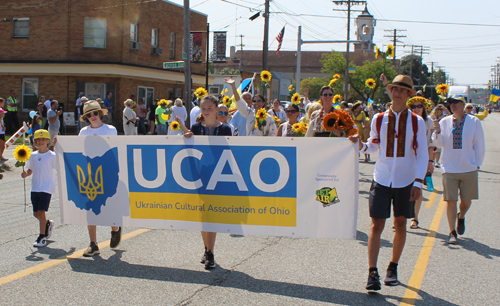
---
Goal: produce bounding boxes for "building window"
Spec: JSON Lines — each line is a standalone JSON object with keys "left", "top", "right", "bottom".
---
{"left": 85, "top": 83, "right": 106, "bottom": 101}
{"left": 84, "top": 18, "right": 106, "bottom": 48}
{"left": 170, "top": 33, "right": 176, "bottom": 59}
{"left": 209, "top": 87, "right": 219, "bottom": 95}
{"left": 130, "top": 24, "right": 138, "bottom": 42}
{"left": 22, "top": 78, "right": 38, "bottom": 111}
{"left": 13, "top": 18, "right": 29, "bottom": 38}
{"left": 138, "top": 87, "right": 155, "bottom": 110}
{"left": 152, "top": 29, "right": 159, "bottom": 47}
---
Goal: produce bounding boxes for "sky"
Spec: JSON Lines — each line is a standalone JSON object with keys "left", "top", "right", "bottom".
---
{"left": 167, "top": 0, "right": 500, "bottom": 87}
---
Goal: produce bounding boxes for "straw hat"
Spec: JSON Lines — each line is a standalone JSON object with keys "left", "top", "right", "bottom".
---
{"left": 387, "top": 75, "right": 416, "bottom": 96}
{"left": 80, "top": 100, "right": 107, "bottom": 122}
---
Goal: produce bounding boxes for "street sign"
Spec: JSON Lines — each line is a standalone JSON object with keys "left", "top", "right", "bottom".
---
{"left": 182, "top": 52, "right": 187, "bottom": 60}
{"left": 163, "top": 61, "right": 185, "bottom": 69}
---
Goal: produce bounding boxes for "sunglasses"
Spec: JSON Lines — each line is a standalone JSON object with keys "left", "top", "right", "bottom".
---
{"left": 410, "top": 104, "right": 424, "bottom": 109}
{"left": 466, "top": 107, "right": 473, "bottom": 109}
{"left": 85, "top": 111, "right": 100, "bottom": 118}
{"left": 218, "top": 111, "right": 229, "bottom": 116}
{"left": 286, "top": 110, "right": 298, "bottom": 114}
{"left": 252, "top": 99, "right": 263, "bottom": 103}
{"left": 322, "top": 93, "right": 334, "bottom": 97}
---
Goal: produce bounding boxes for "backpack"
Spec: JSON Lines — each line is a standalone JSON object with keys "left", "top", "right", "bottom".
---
{"left": 373, "top": 111, "right": 419, "bottom": 154}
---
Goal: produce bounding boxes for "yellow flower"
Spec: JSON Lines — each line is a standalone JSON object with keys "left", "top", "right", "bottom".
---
{"left": 328, "top": 79, "right": 337, "bottom": 87}
{"left": 291, "top": 123, "right": 302, "bottom": 134}
{"left": 261, "top": 70, "right": 272, "bottom": 83}
{"left": 333, "top": 94, "right": 342, "bottom": 103}
{"left": 158, "top": 99, "right": 169, "bottom": 106}
{"left": 171, "top": 121, "right": 180, "bottom": 131}
{"left": 273, "top": 116, "right": 281, "bottom": 126}
{"left": 333, "top": 74, "right": 341, "bottom": 79}
{"left": 375, "top": 46, "right": 380, "bottom": 59}
{"left": 255, "top": 121, "right": 259, "bottom": 129}
{"left": 161, "top": 113, "right": 170, "bottom": 121}
{"left": 291, "top": 93, "right": 302, "bottom": 105}
{"left": 365, "top": 78, "right": 376, "bottom": 89}
{"left": 425, "top": 99, "right": 435, "bottom": 113}
{"left": 386, "top": 44, "right": 395, "bottom": 58}
{"left": 223, "top": 96, "right": 231, "bottom": 106}
{"left": 194, "top": 87, "right": 208, "bottom": 99}
{"left": 288, "top": 84, "right": 293, "bottom": 91}
{"left": 299, "top": 122, "right": 308, "bottom": 134}
{"left": 14, "top": 145, "right": 32, "bottom": 163}
{"left": 436, "top": 83, "right": 449, "bottom": 95}
{"left": 256, "top": 108, "right": 268, "bottom": 121}
{"left": 322, "top": 112, "right": 338, "bottom": 131}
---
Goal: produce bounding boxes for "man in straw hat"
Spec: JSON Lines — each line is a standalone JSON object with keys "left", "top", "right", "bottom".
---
{"left": 358, "top": 75, "right": 428, "bottom": 290}
{"left": 432, "top": 95, "right": 485, "bottom": 244}
{"left": 78, "top": 100, "right": 122, "bottom": 256}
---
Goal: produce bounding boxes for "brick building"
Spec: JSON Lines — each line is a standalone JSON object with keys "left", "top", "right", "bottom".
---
{"left": 0, "top": 0, "right": 208, "bottom": 132}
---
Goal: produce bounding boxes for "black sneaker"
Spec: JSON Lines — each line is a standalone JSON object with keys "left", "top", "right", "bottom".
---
{"left": 447, "top": 230, "right": 458, "bottom": 244}
{"left": 33, "top": 234, "right": 47, "bottom": 247}
{"left": 204, "top": 251, "right": 216, "bottom": 270}
{"left": 83, "top": 242, "right": 100, "bottom": 257}
{"left": 200, "top": 247, "right": 208, "bottom": 264}
{"left": 366, "top": 270, "right": 381, "bottom": 291}
{"left": 110, "top": 227, "right": 122, "bottom": 249}
{"left": 45, "top": 220, "right": 54, "bottom": 239}
{"left": 384, "top": 266, "right": 399, "bottom": 286}
{"left": 457, "top": 213, "right": 465, "bottom": 235}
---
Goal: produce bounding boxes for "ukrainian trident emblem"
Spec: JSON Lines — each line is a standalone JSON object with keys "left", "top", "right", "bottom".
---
{"left": 77, "top": 163, "right": 104, "bottom": 201}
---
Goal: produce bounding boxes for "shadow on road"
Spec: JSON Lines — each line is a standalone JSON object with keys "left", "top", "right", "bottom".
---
{"left": 26, "top": 244, "right": 76, "bottom": 261}
{"left": 67, "top": 250, "right": 456, "bottom": 305}
{"left": 356, "top": 230, "right": 393, "bottom": 248}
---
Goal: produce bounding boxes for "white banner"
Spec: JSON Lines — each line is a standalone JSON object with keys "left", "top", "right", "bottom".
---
{"left": 56, "top": 136, "right": 359, "bottom": 239}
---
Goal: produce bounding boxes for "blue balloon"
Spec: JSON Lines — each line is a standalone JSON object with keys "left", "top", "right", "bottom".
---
{"left": 29, "top": 111, "right": 37, "bottom": 119}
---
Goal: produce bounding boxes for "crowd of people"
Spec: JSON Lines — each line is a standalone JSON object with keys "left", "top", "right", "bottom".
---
{"left": 0, "top": 74, "right": 488, "bottom": 288}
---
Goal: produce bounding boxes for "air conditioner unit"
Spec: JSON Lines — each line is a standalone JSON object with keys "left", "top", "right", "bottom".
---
{"left": 130, "top": 41, "right": 142, "bottom": 51}
{"left": 151, "top": 47, "right": 163, "bottom": 55}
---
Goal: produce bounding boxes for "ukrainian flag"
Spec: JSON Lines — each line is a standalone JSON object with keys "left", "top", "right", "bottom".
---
{"left": 221, "top": 86, "right": 228, "bottom": 95}
{"left": 490, "top": 88, "right": 500, "bottom": 103}
{"left": 229, "top": 78, "right": 254, "bottom": 112}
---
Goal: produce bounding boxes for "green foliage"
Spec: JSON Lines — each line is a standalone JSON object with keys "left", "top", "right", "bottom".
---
{"left": 217, "top": 67, "right": 240, "bottom": 75}
{"left": 300, "top": 77, "right": 330, "bottom": 100}
{"left": 347, "top": 59, "right": 397, "bottom": 103}
{"left": 400, "top": 54, "right": 430, "bottom": 86}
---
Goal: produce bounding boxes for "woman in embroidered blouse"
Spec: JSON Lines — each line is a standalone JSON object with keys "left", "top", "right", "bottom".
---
{"left": 430, "top": 104, "right": 447, "bottom": 168}
{"left": 177, "top": 95, "right": 232, "bottom": 270}
{"left": 277, "top": 104, "right": 300, "bottom": 137}
{"left": 352, "top": 101, "right": 371, "bottom": 162}
{"left": 305, "top": 86, "right": 343, "bottom": 137}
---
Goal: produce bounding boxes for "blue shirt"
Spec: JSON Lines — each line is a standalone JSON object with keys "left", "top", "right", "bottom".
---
{"left": 103, "top": 98, "right": 112, "bottom": 114}
{"left": 230, "top": 111, "right": 247, "bottom": 136}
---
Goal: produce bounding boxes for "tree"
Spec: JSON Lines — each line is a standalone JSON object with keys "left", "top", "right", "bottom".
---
{"left": 347, "top": 59, "right": 397, "bottom": 103}
{"left": 300, "top": 77, "right": 330, "bottom": 100}
{"left": 400, "top": 54, "right": 430, "bottom": 87}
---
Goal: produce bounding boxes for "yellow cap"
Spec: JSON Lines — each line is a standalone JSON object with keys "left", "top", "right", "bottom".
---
{"left": 34, "top": 129, "right": 50, "bottom": 140}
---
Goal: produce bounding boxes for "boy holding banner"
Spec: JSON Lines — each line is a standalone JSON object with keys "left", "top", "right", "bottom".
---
{"left": 359, "top": 75, "right": 428, "bottom": 290}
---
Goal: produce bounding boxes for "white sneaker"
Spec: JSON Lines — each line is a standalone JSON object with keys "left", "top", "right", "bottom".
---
{"left": 33, "top": 235, "right": 47, "bottom": 247}
{"left": 45, "top": 220, "right": 54, "bottom": 239}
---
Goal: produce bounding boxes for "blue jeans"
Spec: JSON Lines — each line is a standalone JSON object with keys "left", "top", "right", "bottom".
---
{"left": 139, "top": 117, "right": 147, "bottom": 135}
{"left": 157, "top": 123, "right": 167, "bottom": 135}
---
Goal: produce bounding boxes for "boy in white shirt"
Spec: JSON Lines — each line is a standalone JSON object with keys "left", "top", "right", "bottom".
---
{"left": 22, "top": 129, "right": 56, "bottom": 247}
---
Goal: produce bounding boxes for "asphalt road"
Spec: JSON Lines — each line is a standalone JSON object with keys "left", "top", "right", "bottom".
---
{"left": 0, "top": 114, "right": 499, "bottom": 306}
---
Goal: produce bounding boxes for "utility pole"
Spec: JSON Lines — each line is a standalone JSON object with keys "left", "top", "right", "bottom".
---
{"left": 384, "top": 29, "right": 406, "bottom": 68}
{"left": 411, "top": 45, "right": 430, "bottom": 86}
{"left": 262, "top": 0, "right": 270, "bottom": 71}
{"left": 409, "top": 45, "right": 414, "bottom": 77}
{"left": 332, "top": 0, "right": 366, "bottom": 101}
{"left": 183, "top": 0, "right": 192, "bottom": 126}
{"left": 427, "top": 61, "right": 438, "bottom": 100}
{"left": 237, "top": 34, "right": 245, "bottom": 71}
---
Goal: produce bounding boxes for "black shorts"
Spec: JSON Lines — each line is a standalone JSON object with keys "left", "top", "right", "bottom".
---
{"left": 31, "top": 192, "right": 52, "bottom": 212}
{"left": 0, "top": 134, "right": 4, "bottom": 141}
{"left": 369, "top": 181, "right": 415, "bottom": 219}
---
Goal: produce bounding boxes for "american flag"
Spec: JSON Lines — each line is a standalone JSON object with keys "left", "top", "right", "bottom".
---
{"left": 276, "top": 26, "right": 285, "bottom": 54}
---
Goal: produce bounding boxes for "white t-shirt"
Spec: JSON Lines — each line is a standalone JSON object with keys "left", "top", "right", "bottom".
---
{"left": 25, "top": 151, "right": 57, "bottom": 194}
{"left": 44, "top": 99, "right": 52, "bottom": 110}
{"left": 190, "top": 106, "right": 201, "bottom": 128}
{"left": 79, "top": 124, "right": 117, "bottom": 136}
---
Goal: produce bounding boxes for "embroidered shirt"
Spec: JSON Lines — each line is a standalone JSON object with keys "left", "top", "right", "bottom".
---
{"left": 361, "top": 108, "right": 428, "bottom": 188}
{"left": 431, "top": 114, "right": 485, "bottom": 174}
{"left": 235, "top": 98, "right": 277, "bottom": 136}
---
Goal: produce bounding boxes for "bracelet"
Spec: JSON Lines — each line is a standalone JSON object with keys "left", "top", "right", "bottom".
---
{"left": 429, "top": 160, "right": 434, "bottom": 163}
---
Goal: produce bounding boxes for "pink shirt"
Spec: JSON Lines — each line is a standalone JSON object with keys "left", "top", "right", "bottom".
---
{"left": 136, "top": 104, "right": 147, "bottom": 118}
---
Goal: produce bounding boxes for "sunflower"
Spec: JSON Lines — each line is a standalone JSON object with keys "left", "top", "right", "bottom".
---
{"left": 255, "top": 121, "right": 259, "bottom": 129}
{"left": 273, "top": 116, "right": 281, "bottom": 126}
{"left": 261, "top": 70, "right": 272, "bottom": 83}
{"left": 194, "top": 87, "right": 208, "bottom": 99}
{"left": 256, "top": 108, "right": 268, "bottom": 121}
{"left": 425, "top": 99, "right": 435, "bottom": 113}
{"left": 406, "top": 96, "right": 427, "bottom": 109}
{"left": 299, "top": 122, "right": 308, "bottom": 134}
{"left": 171, "top": 121, "right": 181, "bottom": 131}
{"left": 333, "top": 94, "right": 342, "bottom": 104}
{"left": 334, "top": 109, "right": 355, "bottom": 130}
{"left": 347, "top": 128, "right": 358, "bottom": 137}
{"left": 288, "top": 84, "right": 293, "bottom": 91}
{"left": 322, "top": 112, "right": 339, "bottom": 131}
{"left": 14, "top": 144, "right": 32, "bottom": 164}
{"left": 291, "top": 93, "right": 302, "bottom": 105}
{"left": 386, "top": 44, "right": 395, "bottom": 58}
{"left": 328, "top": 79, "right": 337, "bottom": 87}
{"left": 436, "top": 83, "right": 449, "bottom": 95}
{"left": 158, "top": 99, "right": 169, "bottom": 106}
{"left": 291, "top": 122, "right": 302, "bottom": 134}
{"left": 375, "top": 46, "right": 380, "bottom": 59}
{"left": 333, "top": 74, "right": 341, "bottom": 79}
{"left": 161, "top": 113, "right": 170, "bottom": 121}
{"left": 223, "top": 96, "right": 231, "bottom": 106}
{"left": 365, "top": 78, "right": 376, "bottom": 89}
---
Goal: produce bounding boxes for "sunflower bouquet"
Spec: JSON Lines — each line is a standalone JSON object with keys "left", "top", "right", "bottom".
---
{"left": 291, "top": 122, "right": 308, "bottom": 137}
{"left": 322, "top": 110, "right": 357, "bottom": 137}
{"left": 255, "top": 108, "right": 269, "bottom": 134}
{"left": 222, "top": 96, "right": 232, "bottom": 107}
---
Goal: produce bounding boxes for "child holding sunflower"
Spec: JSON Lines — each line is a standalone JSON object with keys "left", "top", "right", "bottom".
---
{"left": 176, "top": 95, "right": 232, "bottom": 270}
{"left": 21, "top": 129, "right": 55, "bottom": 247}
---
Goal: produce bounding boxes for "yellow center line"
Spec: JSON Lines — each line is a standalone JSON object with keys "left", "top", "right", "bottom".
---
{"left": 425, "top": 187, "right": 439, "bottom": 209}
{"left": 400, "top": 196, "right": 446, "bottom": 306}
{"left": 0, "top": 228, "right": 150, "bottom": 287}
